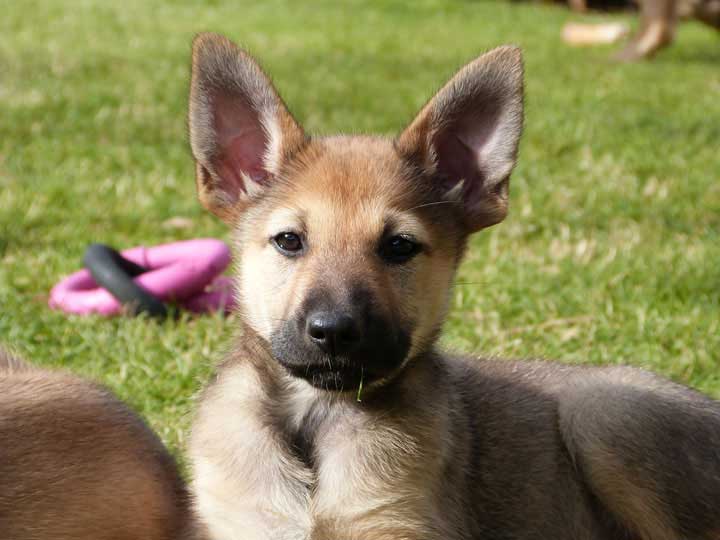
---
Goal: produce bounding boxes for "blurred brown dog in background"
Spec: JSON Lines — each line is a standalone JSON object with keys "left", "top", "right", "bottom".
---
{"left": 617, "top": 0, "right": 720, "bottom": 60}
{"left": 560, "top": 0, "right": 720, "bottom": 59}
{"left": 0, "top": 350, "right": 190, "bottom": 540}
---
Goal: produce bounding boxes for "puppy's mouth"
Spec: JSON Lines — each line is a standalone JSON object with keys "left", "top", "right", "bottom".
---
{"left": 283, "top": 361, "right": 379, "bottom": 392}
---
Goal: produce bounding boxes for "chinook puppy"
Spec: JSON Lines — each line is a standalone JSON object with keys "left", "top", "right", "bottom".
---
{"left": 0, "top": 349, "right": 190, "bottom": 540}
{"left": 188, "top": 33, "right": 720, "bottom": 540}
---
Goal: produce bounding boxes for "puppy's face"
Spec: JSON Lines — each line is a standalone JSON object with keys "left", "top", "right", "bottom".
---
{"left": 235, "top": 137, "right": 463, "bottom": 390}
{"left": 188, "top": 34, "right": 523, "bottom": 391}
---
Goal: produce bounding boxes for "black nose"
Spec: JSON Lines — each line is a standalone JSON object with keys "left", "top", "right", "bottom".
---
{"left": 306, "top": 312, "right": 361, "bottom": 355}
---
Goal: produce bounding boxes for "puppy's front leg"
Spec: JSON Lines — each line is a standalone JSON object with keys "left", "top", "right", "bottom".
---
{"left": 190, "top": 364, "right": 313, "bottom": 540}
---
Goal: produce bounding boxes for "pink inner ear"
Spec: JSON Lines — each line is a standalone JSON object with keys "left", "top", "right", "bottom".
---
{"left": 436, "top": 131, "right": 484, "bottom": 196}
{"left": 217, "top": 131, "right": 269, "bottom": 193}
{"left": 434, "top": 108, "right": 500, "bottom": 201}
{"left": 213, "top": 95, "right": 271, "bottom": 198}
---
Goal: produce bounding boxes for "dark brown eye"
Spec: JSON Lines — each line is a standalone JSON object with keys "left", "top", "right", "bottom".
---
{"left": 379, "top": 235, "right": 421, "bottom": 264}
{"left": 273, "top": 232, "right": 303, "bottom": 255}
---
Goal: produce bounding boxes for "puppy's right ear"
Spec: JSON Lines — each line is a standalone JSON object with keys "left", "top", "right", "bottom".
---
{"left": 189, "top": 33, "right": 306, "bottom": 222}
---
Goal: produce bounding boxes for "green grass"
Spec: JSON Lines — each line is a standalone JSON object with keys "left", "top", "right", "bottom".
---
{"left": 1, "top": 0, "right": 719, "bottom": 458}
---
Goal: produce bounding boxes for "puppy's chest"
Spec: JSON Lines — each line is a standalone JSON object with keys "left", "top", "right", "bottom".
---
{"left": 208, "top": 389, "right": 442, "bottom": 540}
{"left": 192, "top": 377, "right": 448, "bottom": 540}
{"left": 287, "top": 405, "right": 440, "bottom": 539}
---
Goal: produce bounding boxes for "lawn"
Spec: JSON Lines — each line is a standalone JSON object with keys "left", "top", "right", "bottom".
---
{"left": 1, "top": 0, "right": 718, "bottom": 459}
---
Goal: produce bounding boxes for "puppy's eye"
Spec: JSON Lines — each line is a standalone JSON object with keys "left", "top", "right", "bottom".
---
{"left": 273, "top": 232, "right": 303, "bottom": 255}
{"left": 380, "top": 235, "right": 421, "bottom": 264}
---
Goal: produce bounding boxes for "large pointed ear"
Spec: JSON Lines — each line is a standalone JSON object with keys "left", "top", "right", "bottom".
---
{"left": 189, "top": 33, "right": 306, "bottom": 222}
{"left": 396, "top": 46, "right": 524, "bottom": 232}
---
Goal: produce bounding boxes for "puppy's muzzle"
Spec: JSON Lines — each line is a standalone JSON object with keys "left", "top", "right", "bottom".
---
{"left": 270, "top": 288, "right": 411, "bottom": 391}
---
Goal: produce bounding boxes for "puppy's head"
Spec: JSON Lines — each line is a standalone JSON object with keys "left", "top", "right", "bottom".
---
{"left": 189, "top": 33, "right": 523, "bottom": 391}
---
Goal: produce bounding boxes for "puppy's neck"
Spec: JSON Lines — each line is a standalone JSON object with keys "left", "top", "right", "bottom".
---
{"left": 233, "top": 324, "right": 441, "bottom": 465}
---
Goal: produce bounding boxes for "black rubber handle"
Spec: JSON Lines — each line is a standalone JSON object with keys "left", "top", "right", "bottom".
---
{"left": 83, "top": 243, "right": 167, "bottom": 319}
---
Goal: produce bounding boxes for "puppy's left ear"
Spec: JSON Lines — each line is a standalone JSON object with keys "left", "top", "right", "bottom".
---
{"left": 396, "top": 46, "right": 524, "bottom": 232}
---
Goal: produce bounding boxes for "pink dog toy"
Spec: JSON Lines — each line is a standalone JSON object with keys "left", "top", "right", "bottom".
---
{"left": 49, "top": 239, "right": 236, "bottom": 316}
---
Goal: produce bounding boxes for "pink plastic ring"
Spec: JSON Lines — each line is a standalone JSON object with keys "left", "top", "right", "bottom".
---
{"left": 49, "top": 239, "right": 236, "bottom": 316}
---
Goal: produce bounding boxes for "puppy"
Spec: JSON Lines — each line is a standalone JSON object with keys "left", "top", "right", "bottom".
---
{"left": 186, "top": 33, "right": 720, "bottom": 540}
{"left": 0, "top": 349, "right": 191, "bottom": 540}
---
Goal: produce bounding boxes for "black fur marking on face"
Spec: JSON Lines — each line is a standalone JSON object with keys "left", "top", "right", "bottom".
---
{"left": 269, "top": 286, "right": 411, "bottom": 391}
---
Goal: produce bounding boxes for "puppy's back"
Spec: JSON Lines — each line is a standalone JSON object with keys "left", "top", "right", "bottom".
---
{"left": 0, "top": 350, "right": 190, "bottom": 540}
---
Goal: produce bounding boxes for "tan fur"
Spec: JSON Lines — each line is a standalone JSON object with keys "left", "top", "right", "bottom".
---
{"left": 0, "top": 349, "right": 191, "bottom": 540}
